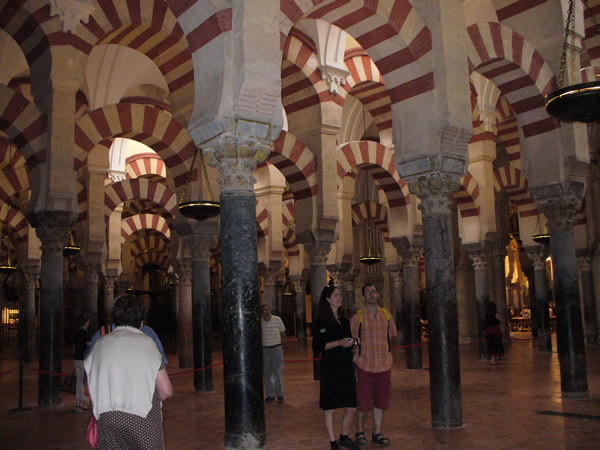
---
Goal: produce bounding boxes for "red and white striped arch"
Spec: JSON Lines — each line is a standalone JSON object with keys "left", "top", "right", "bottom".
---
{"left": 282, "top": 201, "right": 299, "bottom": 257}
{"left": 121, "top": 213, "right": 170, "bottom": 244}
{"left": 281, "top": 1, "right": 433, "bottom": 107}
{"left": 256, "top": 198, "right": 269, "bottom": 238}
{"left": 130, "top": 234, "right": 169, "bottom": 256}
{"left": 126, "top": 153, "right": 167, "bottom": 182}
{"left": 493, "top": 166, "right": 535, "bottom": 216}
{"left": 453, "top": 172, "right": 480, "bottom": 218}
{"left": 467, "top": 22, "right": 558, "bottom": 140}
{"left": 583, "top": 2, "right": 600, "bottom": 67}
{"left": 351, "top": 201, "right": 388, "bottom": 240}
{"left": 0, "top": 85, "right": 46, "bottom": 171}
{"left": 134, "top": 250, "right": 169, "bottom": 270}
{"left": 337, "top": 141, "right": 409, "bottom": 208}
{"left": 4, "top": 205, "right": 28, "bottom": 244}
{"left": 105, "top": 178, "right": 177, "bottom": 222}
{"left": 343, "top": 50, "right": 392, "bottom": 135}
{"left": 78, "top": 0, "right": 194, "bottom": 118}
{"left": 497, "top": 116, "right": 521, "bottom": 165}
{"left": 75, "top": 103, "right": 195, "bottom": 188}
{"left": 270, "top": 130, "right": 317, "bottom": 202}
{"left": 0, "top": 165, "right": 30, "bottom": 204}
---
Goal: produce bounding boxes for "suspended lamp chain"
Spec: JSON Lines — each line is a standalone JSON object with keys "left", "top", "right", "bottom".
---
{"left": 558, "top": 0, "right": 576, "bottom": 89}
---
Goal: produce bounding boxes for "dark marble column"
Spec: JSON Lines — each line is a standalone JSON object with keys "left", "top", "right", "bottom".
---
{"left": 388, "top": 269, "right": 405, "bottom": 349}
{"left": 176, "top": 261, "right": 193, "bottom": 368}
{"left": 306, "top": 241, "right": 331, "bottom": 380}
{"left": 344, "top": 276, "right": 355, "bottom": 308}
{"left": 185, "top": 235, "right": 216, "bottom": 392}
{"left": 262, "top": 270, "right": 277, "bottom": 311}
{"left": 215, "top": 142, "right": 265, "bottom": 449}
{"left": 28, "top": 211, "right": 74, "bottom": 407}
{"left": 466, "top": 244, "right": 490, "bottom": 360}
{"left": 492, "top": 245, "right": 510, "bottom": 343}
{"left": 291, "top": 277, "right": 307, "bottom": 348}
{"left": 526, "top": 246, "right": 552, "bottom": 352}
{"left": 411, "top": 175, "right": 462, "bottom": 429}
{"left": 21, "top": 271, "right": 38, "bottom": 363}
{"left": 84, "top": 265, "right": 99, "bottom": 331}
{"left": 540, "top": 197, "right": 588, "bottom": 399}
{"left": 577, "top": 255, "right": 598, "bottom": 346}
{"left": 102, "top": 274, "right": 116, "bottom": 326}
{"left": 400, "top": 245, "right": 423, "bottom": 370}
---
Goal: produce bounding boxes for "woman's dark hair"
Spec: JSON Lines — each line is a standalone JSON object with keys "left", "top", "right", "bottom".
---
{"left": 111, "top": 294, "right": 145, "bottom": 327}
{"left": 317, "top": 284, "right": 347, "bottom": 322}
{"left": 75, "top": 313, "right": 89, "bottom": 328}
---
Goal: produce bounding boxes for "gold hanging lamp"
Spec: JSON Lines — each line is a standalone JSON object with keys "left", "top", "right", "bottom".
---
{"left": 359, "top": 217, "right": 382, "bottom": 266}
{"left": 63, "top": 229, "right": 81, "bottom": 256}
{"left": 0, "top": 206, "right": 16, "bottom": 274}
{"left": 178, "top": 148, "right": 220, "bottom": 221}
{"left": 545, "top": 0, "right": 600, "bottom": 123}
{"left": 532, "top": 212, "right": 550, "bottom": 245}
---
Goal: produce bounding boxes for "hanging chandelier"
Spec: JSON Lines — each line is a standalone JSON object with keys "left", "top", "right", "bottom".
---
{"left": 63, "top": 229, "right": 81, "bottom": 256}
{"left": 359, "top": 218, "right": 382, "bottom": 265}
{"left": 178, "top": 148, "right": 220, "bottom": 221}
{"left": 545, "top": 0, "right": 600, "bottom": 123}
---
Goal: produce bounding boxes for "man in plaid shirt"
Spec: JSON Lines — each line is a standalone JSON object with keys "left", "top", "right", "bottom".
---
{"left": 350, "top": 283, "right": 397, "bottom": 447}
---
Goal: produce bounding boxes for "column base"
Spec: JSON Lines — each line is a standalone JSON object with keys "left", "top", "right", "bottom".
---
{"left": 432, "top": 420, "right": 463, "bottom": 430}
{"left": 561, "top": 390, "right": 589, "bottom": 400}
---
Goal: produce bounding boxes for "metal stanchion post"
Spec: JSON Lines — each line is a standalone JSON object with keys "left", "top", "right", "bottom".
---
{"left": 10, "top": 353, "right": 32, "bottom": 412}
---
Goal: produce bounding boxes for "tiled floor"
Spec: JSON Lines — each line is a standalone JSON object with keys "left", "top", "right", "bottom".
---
{"left": 1, "top": 334, "right": 600, "bottom": 449}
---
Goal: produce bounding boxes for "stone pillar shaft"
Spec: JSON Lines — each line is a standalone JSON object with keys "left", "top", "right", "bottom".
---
{"left": 84, "top": 267, "right": 99, "bottom": 331}
{"left": 403, "top": 259, "right": 422, "bottom": 369}
{"left": 493, "top": 248, "right": 510, "bottom": 343}
{"left": 21, "top": 272, "right": 38, "bottom": 363}
{"left": 527, "top": 248, "right": 552, "bottom": 352}
{"left": 176, "top": 264, "right": 193, "bottom": 368}
{"left": 578, "top": 257, "right": 598, "bottom": 346}
{"left": 291, "top": 278, "right": 307, "bottom": 348}
{"left": 467, "top": 247, "right": 490, "bottom": 360}
{"left": 102, "top": 275, "right": 116, "bottom": 327}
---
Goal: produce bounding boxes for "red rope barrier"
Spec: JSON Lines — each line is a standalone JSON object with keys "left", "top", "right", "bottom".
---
{"left": 29, "top": 367, "right": 69, "bottom": 376}
{"left": 0, "top": 368, "right": 14, "bottom": 377}
{"left": 168, "top": 362, "right": 224, "bottom": 377}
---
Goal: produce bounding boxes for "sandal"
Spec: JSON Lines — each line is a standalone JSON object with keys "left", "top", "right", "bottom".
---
{"left": 372, "top": 433, "right": 391, "bottom": 446}
{"left": 355, "top": 432, "right": 367, "bottom": 446}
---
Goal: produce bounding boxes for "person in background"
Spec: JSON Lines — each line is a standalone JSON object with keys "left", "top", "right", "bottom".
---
{"left": 261, "top": 304, "right": 286, "bottom": 402}
{"left": 85, "top": 294, "right": 173, "bottom": 449}
{"left": 73, "top": 313, "right": 91, "bottom": 413}
{"left": 313, "top": 284, "right": 360, "bottom": 450}
{"left": 484, "top": 301, "right": 505, "bottom": 365}
{"left": 351, "top": 283, "right": 397, "bottom": 447}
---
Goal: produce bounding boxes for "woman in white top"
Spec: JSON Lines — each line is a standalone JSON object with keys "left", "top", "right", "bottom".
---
{"left": 85, "top": 294, "right": 173, "bottom": 449}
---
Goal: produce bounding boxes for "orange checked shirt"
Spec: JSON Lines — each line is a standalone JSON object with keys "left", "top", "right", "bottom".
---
{"left": 351, "top": 306, "right": 398, "bottom": 373}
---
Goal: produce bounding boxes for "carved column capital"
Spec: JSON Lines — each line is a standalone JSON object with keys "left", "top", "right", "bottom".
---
{"left": 327, "top": 269, "right": 344, "bottom": 287}
{"left": 465, "top": 243, "right": 492, "bottom": 271}
{"left": 576, "top": 256, "right": 592, "bottom": 272}
{"left": 389, "top": 269, "right": 403, "bottom": 287}
{"left": 263, "top": 269, "right": 278, "bottom": 286}
{"left": 525, "top": 246, "right": 547, "bottom": 271}
{"left": 49, "top": 0, "right": 96, "bottom": 34}
{"left": 103, "top": 275, "right": 116, "bottom": 291}
{"left": 183, "top": 234, "right": 215, "bottom": 262}
{"left": 176, "top": 263, "right": 192, "bottom": 286}
{"left": 304, "top": 241, "right": 332, "bottom": 266}
{"left": 408, "top": 173, "right": 462, "bottom": 218}
{"left": 291, "top": 277, "right": 305, "bottom": 293}
{"left": 537, "top": 194, "right": 581, "bottom": 233}
{"left": 21, "top": 271, "right": 39, "bottom": 290}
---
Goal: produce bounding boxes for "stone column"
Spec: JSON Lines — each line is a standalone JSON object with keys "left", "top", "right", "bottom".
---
{"left": 344, "top": 274, "right": 355, "bottom": 308}
{"left": 492, "top": 245, "right": 510, "bottom": 342}
{"left": 305, "top": 241, "right": 331, "bottom": 380}
{"left": 388, "top": 269, "right": 405, "bottom": 348}
{"left": 540, "top": 197, "right": 588, "bottom": 398}
{"left": 214, "top": 138, "right": 266, "bottom": 448}
{"left": 28, "top": 211, "right": 74, "bottom": 407}
{"left": 102, "top": 274, "right": 116, "bottom": 326}
{"left": 577, "top": 255, "right": 598, "bottom": 346}
{"left": 397, "top": 244, "right": 423, "bottom": 369}
{"left": 84, "top": 265, "right": 99, "bottom": 331}
{"left": 410, "top": 175, "right": 462, "bottom": 428}
{"left": 184, "top": 234, "right": 216, "bottom": 391}
{"left": 466, "top": 244, "right": 491, "bottom": 360}
{"left": 291, "top": 277, "right": 307, "bottom": 348}
{"left": 21, "top": 271, "right": 38, "bottom": 363}
{"left": 328, "top": 268, "right": 345, "bottom": 302}
{"left": 526, "top": 246, "right": 552, "bottom": 352}
{"left": 176, "top": 261, "right": 193, "bottom": 368}
{"left": 262, "top": 269, "right": 277, "bottom": 311}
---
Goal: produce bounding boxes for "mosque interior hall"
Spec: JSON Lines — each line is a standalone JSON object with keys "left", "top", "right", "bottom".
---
{"left": 1, "top": 0, "right": 600, "bottom": 448}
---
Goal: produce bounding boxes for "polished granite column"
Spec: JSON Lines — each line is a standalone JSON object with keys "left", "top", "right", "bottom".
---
{"left": 262, "top": 269, "right": 277, "bottom": 311}
{"left": 577, "top": 254, "right": 598, "bottom": 346}
{"left": 411, "top": 175, "right": 462, "bottom": 428}
{"left": 28, "top": 211, "right": 74, "bottom": 407}
{"left": 291, "top": 277, "right": 307, "bottom": 348}
{"left": 305, "top": 241, "right": 331, "bottom": 380}
{"left": 526, "top": 246, "right": 552, "bottom": 352}
{"left": 401, "top": 246, "right": 423, "bottom": 369}
{"left": 185, "top": 234, "right": 216, "bottom": 391}
{"left": 492, "top": 245, "right": 510, "bottom": 343}
{"left": 466, "top": 244, "right": 490, "bottom": 360}
{"left": 389, "top": 269, "right": 405, "bottom": 349}
{"left": 21, "top": 271, "right": 38, "bottom": 363}
{"left": 541, "top": 197, "right": 588, "bottom": 398}
{"left": 215, "top": 140, "right": 265, "bottom": 448}
{"left": 176, "top": 261, "right": 193, "bottom": 368}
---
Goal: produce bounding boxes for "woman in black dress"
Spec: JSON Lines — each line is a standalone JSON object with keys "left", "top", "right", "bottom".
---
{"left": 485, "top": 301, "right": 505, "bottom": 365}
{"left": 313, "top": 284, "right": 360, "bottom": 450}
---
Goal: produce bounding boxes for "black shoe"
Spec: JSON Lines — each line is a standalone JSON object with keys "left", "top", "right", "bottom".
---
{"left": 265, "top": 397, "right": 275, "bottom": 403}
{"left": 338, "top": 435, "right": 360, "bottom": 450}
{"left": 276, "top": 396, "right": 284, "bottom": 402}
{"left": 371, "top": 433, "right": 391, "bottom": 447}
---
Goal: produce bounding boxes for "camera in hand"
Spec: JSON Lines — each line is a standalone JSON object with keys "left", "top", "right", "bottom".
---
{"left": 352, "top": 337, "right": 359, "bottom": 346}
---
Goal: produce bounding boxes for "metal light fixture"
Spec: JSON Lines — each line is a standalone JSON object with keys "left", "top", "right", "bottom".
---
{"left": 63, "top": 229, "right": 81, "bottom": 256}
{"left": 545, "top": 0, "right": 600, "bottom": 123}
{"left": 359, "top": 218, "right": 382, "bottom": 266}
{"left": 178, "top": 148, "right": 220, "bottom": 221}
{"left": 532, "top": 213, "right": 550, "bottom": 246}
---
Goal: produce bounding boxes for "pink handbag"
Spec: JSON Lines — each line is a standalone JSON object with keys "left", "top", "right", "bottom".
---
{"left": 86, "top": 415, "right": 98, "bottom": 448}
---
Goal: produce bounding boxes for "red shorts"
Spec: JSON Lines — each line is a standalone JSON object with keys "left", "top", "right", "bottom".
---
{"left": 356, "top": 366, "right": 391, "bottom": 412}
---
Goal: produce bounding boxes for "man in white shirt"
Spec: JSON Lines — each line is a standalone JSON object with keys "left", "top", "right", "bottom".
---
{"left": 261, "top": 304, "right": 286, "bottom": 402}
